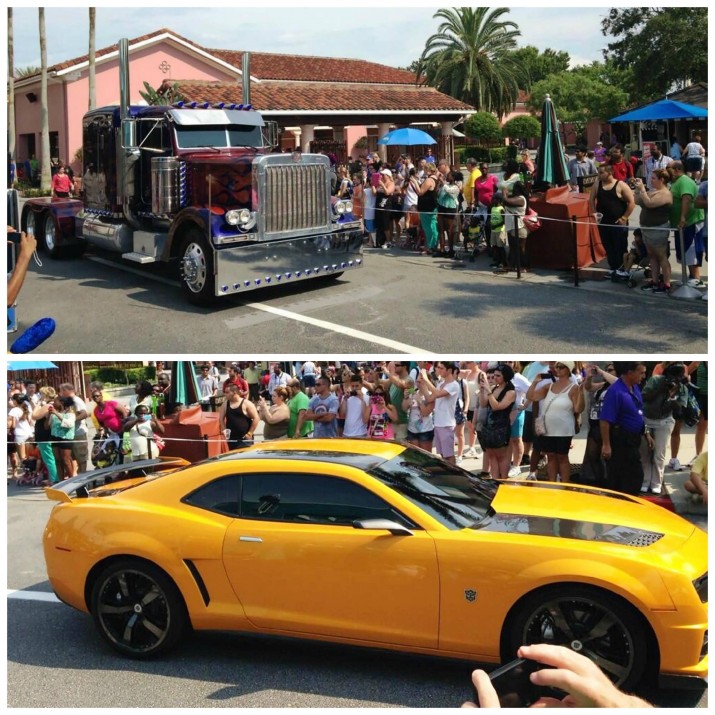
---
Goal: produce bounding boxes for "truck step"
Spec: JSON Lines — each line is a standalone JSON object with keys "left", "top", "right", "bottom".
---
{"left": 122, "top": 251, "right": 157, "bottom": 264}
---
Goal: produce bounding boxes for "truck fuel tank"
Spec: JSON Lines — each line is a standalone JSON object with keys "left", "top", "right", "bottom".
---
{"left": 151, "top": 156, "right": 183, "bottom": 215}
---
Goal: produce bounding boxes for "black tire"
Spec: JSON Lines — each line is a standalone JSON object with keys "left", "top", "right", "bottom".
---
{"left": 178, "top": 229, "right": 216, "bottom": 305}
{"left": 503, "top": 585, "right": 649, "bottom": 691}
{"left": 90, "top": 558, "right": 188, "bottom": 658}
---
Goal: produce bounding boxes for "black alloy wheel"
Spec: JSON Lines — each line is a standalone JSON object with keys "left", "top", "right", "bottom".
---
{"left": 91, "top": 559, "right": 187, "bottom": 658}
{"left": 506, "top": 586, "right": 648, "bottom": 690}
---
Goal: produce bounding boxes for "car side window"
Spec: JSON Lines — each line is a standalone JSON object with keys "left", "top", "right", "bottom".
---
{"left": 183, "top": 475, "right": 240, "bottom": 517}
{"left": 241, "top": 473, "right": 400, "bottom": 526}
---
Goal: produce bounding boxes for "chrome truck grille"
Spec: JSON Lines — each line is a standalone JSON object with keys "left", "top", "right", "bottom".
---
{"left": 254, "top": 154, "right": 332, "bottom": 240}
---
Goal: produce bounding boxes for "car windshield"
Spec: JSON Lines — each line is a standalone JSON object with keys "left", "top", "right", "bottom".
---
{"left": 175, "top": 125, "right": 263, "bottom": 149}
{"left": 368, "top": 447, "right": 496, "bottom": 529}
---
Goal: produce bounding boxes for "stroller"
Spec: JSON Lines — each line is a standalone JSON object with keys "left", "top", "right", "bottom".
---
{"left": 456, "top": 212, "right": 487, "bottom": 262}
{"left": 92, "top": 427, "right": 125, "bottom": 469}
{"left": 611, "top": 229, "right": 651, "bottom": 288}
{"left": 17, "top": 453, "right": 48, "bottom": 486}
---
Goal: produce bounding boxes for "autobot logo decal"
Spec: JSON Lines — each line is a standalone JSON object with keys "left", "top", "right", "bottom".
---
{"left": 464, "top": 589, "right": 477, "bottom": 602}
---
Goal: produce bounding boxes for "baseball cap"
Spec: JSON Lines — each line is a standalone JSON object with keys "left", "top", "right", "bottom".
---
{"left": 380, "top": 168, "right": 393, "bottom": 178}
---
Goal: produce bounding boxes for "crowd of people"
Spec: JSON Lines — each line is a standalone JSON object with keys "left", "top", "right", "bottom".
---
{"left": 8, "top": 360, "right": 706, "bottom": 505}
{"left": 323, "top": 134, "right": 707, "bottom": 292}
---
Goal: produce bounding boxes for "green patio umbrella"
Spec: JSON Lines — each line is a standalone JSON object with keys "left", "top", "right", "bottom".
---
{"left": 168, "top": 361, "right": 201, "bottom": 411}
{"left": 534, "top": 93, "right": 570, "bottom": 190}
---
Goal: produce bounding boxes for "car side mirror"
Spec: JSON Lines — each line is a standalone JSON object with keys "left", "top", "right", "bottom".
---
{"left": 352, "top": 519, "right": 413, "bottom": 536}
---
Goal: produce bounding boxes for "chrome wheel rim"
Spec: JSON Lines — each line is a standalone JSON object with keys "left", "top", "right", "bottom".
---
{"left": 44, "top": 219, "right": 56, "bottom": 252}
{"left": 26, "top": 211, "right": 36, "bottom": 236}
{"left": 96, "top": 569, "right": 171, "bottom": 653}
{"left": 521, "top": 596, "right": 634, "bottom": 685}
{"left": 181, "top": 242, "right": 207, "bottom": 293}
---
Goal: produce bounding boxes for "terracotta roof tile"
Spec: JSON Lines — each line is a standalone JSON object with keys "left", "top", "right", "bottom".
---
{"left": 210, "top": 49, "right": 419, "bottom": 85}
{"left": 168, "top": 79, "right": 474, "bottom": 112}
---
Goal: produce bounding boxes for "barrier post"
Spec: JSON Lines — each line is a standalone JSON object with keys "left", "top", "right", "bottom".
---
{"left": 571, "top": 214, "right": 579, "bottom": 287}
{"left": 514, "top": 224, "right": 522, "bottom": 279}
{"left": 670, "top": 227, "right": 702, "bottom": 300}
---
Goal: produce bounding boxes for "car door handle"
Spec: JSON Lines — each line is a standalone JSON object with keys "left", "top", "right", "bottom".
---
{"left": 239, "top": 536, "right": 263, "bottom": 543}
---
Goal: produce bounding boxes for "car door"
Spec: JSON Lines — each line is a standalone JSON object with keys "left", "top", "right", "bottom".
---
{"left": 222, "top": 471, "right": 439, "bottom": 648}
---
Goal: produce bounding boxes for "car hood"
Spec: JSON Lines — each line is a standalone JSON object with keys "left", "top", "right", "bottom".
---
{"left": 484, "top": 480, "right": 695, "bottom": 548}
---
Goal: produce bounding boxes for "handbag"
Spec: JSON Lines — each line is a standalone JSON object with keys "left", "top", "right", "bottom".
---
{"left": 480, "top": 416, "right": 510, "bottom": 449}
{"left": 523, "top": 208, "right": 542, "bottom": 234}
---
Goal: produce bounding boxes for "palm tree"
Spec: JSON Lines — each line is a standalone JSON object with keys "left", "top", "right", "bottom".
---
{"left": 417, "top": 7, "right": 526, "bottom": 118}
{"left": 39, "top": 7, "right": 51, "bottom": 192}
{"left": 88, "top": 7, "right": 96, "bottom": 110}
{"left": 8, "top": 9, "right": 16, "bottom": 185}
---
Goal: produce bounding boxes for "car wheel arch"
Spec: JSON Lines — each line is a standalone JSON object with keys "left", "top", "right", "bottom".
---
{"left": 499, "top": 581, "right": 660, "bottom": 689}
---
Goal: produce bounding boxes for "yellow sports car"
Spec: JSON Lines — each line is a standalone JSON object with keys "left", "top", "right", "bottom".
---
{"left": 43, "top": 440, "right": 707, "bottom": 690}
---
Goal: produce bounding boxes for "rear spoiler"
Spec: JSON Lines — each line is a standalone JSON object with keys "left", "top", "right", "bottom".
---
{"left": 44, "top": 457, "right": 190, "bottom": 503}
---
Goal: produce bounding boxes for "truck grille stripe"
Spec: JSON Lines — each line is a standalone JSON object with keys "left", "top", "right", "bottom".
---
{"left": 265, "top": 164, "right": 328, "bottom": 234}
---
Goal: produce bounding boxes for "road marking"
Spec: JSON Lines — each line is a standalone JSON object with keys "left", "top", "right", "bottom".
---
{"left": 243, "top": 301, "right": 426, "bottom": 352}
{"left": 7, "top": 589, "right": 60, "bottom": 603}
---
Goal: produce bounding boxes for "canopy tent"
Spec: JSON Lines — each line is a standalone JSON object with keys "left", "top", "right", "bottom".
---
{"left": 609, "top": 99, "right": 707, "bottom": 158}
{"left": 8, "top": 361, "right": 58, "bottom": 370}
{"left": 609, "top": 98, "right": 707, "bottom": 123}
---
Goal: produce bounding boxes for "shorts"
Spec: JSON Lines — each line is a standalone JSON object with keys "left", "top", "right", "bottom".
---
{"left": 536, "top": 435, "right": 573, "bottom": 455}
{"left": 365, "top": 219, "right": 375, "bottom": 232}
{"left": 393, "top": 422, "right": 408, "bottom": 441}
{"left": 433, "top": 426, "right": 455, "bottom": 458}
{"left": 522, "top": 411, "right": 535, "bottom": 443}
{"left": 641, "top": 224, "right": 670, "bottom": 251}
{"left": 302, "top": 374, "right": 316, "bottom": 388}
{"left": 510, "top": 410, "right": 525, "bottom": 438}
{"left": 71, "top": 434, "right": 89, "bottom": 466}
{"left": 53, "top": 437, "right": 74, "bottom": 451}
{"left": 467, "top": 409, "right": 475, "bottom": 423}
{"left": 685, "top": 156, "right": 704, "bottom": 173}
{"left": 674, "top": 223, "right": 704, "bottom": 266}
{"left": 696, "top": 392, "right": 708, "bottom": 421}
{"left": 407, "top": 429, "right": 434, "bottom": 443}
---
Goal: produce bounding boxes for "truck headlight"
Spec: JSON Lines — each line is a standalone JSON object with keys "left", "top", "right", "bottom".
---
{"left": 334, "top": 201, "right": 346, "bottom": 216}
{"left": 343, "top": 200, "right": 353, "bottom": 214}
{"left": 226, "top": 208, "right": 252, "bottom": 226}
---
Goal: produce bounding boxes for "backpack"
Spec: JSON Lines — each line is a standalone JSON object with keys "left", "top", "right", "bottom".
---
{"left": 676, "top": 385, "right": 701, "bottom": 427}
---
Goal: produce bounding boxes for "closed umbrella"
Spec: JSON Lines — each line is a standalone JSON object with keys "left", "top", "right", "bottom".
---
{"left": 377, "top": 127, "right": 437, "bottom": 146}
{"left": 168, "top": 361, "right": 200, "bottom": 410}
{"left": 534, "top": 94, "right": 569, "bottom": 189}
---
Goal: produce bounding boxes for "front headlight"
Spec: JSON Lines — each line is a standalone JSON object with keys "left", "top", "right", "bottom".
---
{"left": 334, "top": 201, "right": 346, "bottom": 216}
{"left": 225, "top": 208, "right": 252, "bottom": 226}
{"left": 343, "top": 200, "right": 353, "bottom": 214}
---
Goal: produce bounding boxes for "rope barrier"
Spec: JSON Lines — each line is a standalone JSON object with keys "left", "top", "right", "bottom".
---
{"left": 23, "top": 434, "right": 232, "bottom": 447}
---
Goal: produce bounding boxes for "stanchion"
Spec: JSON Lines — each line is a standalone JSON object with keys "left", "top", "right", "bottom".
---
{"left": 514, "top": 225, "right": 522, "bottom": 279}
{"left": 670, "top": 227, "right": 702, "bottom": 300}
{"left": 571, "top": 214, "right": 579, "bottom": 287}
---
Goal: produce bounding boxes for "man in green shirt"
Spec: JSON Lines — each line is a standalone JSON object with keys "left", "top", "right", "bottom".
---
{"left": 383, "top": 361, "right": 412, "bottom": 441}
{"left": 669, "top": 161, "right": 706, "bottom": 286}
{"left": 288, "top": 379, "right": 313, "bottom": 438}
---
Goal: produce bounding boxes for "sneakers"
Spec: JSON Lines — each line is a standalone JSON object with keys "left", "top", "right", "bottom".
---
{"left": 668, "top": 458, "right": 682, "bottom": 471}
{"left": 604, "top": 269, "right": 615, "bottom": 278}
{"left": 640, "top": 486, "right": 649, "bottom": 493}
{"left": 640, "top": 281, "right": 656, "bottom": 291}
{"left": 615, "top": 269, "right": 630, "bottom": 278}
{"left": 687, "top": 278, "right": 705, "bottom": 287}
{"left": 652, "top": 284, "right": 670, "bottom": 295}
{"left": 464, "top": 447, "right": 479, "bottom": 458}
{"left": 525, "top": 472, "right": 538, "bottom": 481}
{"left": 650, "top": 485, "right": 662, "bottom": 495}
{"left": 507, "top": 466, "right": 522, "bottom": 478}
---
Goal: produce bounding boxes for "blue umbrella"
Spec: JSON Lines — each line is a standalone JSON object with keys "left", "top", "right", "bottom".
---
{"left": 377, "top": 127, "right": 437, "bottom": 146}
{"left": 8, "top": 360, "right": 58, "bottom": 370}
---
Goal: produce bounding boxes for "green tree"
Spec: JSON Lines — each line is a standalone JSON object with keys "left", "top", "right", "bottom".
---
{"left": 501, "top": 115, "right": 540, "bottom": 141}
{"left": 14, "top": 66, "right": 41, "bottom": 78}
{"left": 464, "top": 111, "right": 502, "bottom": 144}
{"left": 601, "top": 7, "right": 707, "bottom": 101}
{"left": 417, "top": 7, "right": 527, "bottom": 117}
{"left": 528, "top": 71, "right": 628, "bottom": 132}
{"left": 510, "top": 45, "right": 570, "bottom": 89}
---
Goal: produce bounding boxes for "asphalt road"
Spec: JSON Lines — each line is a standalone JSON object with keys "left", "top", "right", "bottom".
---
{"left": 11, "top": 240, "right": 708, "bottom": 354}
{"left": 6, "top": 482, "right": 708, "bottom": 708}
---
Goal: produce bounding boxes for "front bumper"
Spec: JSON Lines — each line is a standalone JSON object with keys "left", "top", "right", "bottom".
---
{"left": 658, "top": 653, "right": 708, "bottom": 689}
{"left": 214, "top": 229, "right": 364, "bottom": 296}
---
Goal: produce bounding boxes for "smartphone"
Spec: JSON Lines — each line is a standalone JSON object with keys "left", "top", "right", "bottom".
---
{"left": 474, "top": 658, "right": 556, "bottom": 708}
{"left": 7, "top": 232, "right": 21, "bottom": 274}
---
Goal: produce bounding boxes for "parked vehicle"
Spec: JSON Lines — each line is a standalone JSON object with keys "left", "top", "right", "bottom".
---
{"left": 21, "top": 40, "right": 362, "bottom": 304}
{"left": 43, "top": 439, "right": 707, "bottom": 691}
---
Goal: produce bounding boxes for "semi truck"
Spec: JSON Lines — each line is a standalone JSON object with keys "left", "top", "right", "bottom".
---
{"left": 20, "top": 39, "right": 363, "bottom": 304}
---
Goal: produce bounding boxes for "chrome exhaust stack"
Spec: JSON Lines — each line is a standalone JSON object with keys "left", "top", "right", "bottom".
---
{"left": 117, "top": 37, "right": 141, "bottom": 227}
{"left": 242, "top": 52, "right": 251, "bottom": 107}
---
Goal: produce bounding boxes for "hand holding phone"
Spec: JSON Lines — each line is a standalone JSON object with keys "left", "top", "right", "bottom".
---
{"left": 472, "top": 657, "right": 556, "bottom": 708}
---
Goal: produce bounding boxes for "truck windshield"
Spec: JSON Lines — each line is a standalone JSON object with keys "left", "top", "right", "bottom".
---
{"left": 175, "top": 125, "right": 262, "bottom": 149}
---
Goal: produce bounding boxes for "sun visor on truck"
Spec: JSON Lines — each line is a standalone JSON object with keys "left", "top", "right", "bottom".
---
{"left": 168, "top": 108, "right": 264, "bottom": 127}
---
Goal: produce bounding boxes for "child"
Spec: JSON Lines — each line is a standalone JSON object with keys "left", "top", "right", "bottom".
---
{"left": 622, "top": 228, "right": 648, "bottom": 273}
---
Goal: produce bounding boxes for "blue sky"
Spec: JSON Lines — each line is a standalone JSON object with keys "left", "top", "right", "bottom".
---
{"left": 9, "top": 5, "right": 616, "bottom": 72}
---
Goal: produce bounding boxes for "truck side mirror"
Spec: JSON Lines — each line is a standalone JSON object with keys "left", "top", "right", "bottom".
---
{"left": 264, "top": 121, "right": 279, "bottom": 150}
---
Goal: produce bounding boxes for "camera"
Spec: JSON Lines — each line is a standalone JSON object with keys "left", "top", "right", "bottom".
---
{"left": 349, "top": 390, "right": 358, "bottom": 397}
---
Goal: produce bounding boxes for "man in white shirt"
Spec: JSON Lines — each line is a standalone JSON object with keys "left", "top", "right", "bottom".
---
{"left": 420, "top": 361, "right": 461, "bottom": 464}
{"left": 338, "top": 374, "right": 370, "bottom": 437}
{"left": 198, "top": 365, "right": 219, "bottom": 411}
{"left": 644, "top": 144, "right": 672, "bottom": 189}
{"left": 267, "top": 364, "right": 290, "bottom": 394}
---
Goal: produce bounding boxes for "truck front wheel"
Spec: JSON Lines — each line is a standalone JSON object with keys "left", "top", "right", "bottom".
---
{"left": 40, "top": 212, "right": 67, "bottom": 258}
{"left": 179, "top": 230, "right": 216, "bottom": 305}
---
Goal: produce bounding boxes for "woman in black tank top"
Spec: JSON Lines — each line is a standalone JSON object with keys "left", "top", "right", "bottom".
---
{"left": 590, "top": 164, "right": 635, "bottom": 271}
{"left": 220, "top": 385, "right": 259, "bottom": 449}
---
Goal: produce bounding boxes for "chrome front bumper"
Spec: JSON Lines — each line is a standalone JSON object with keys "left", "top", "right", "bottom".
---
{"left": 214, "top": 230, "right": 364, "bottom": 296}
